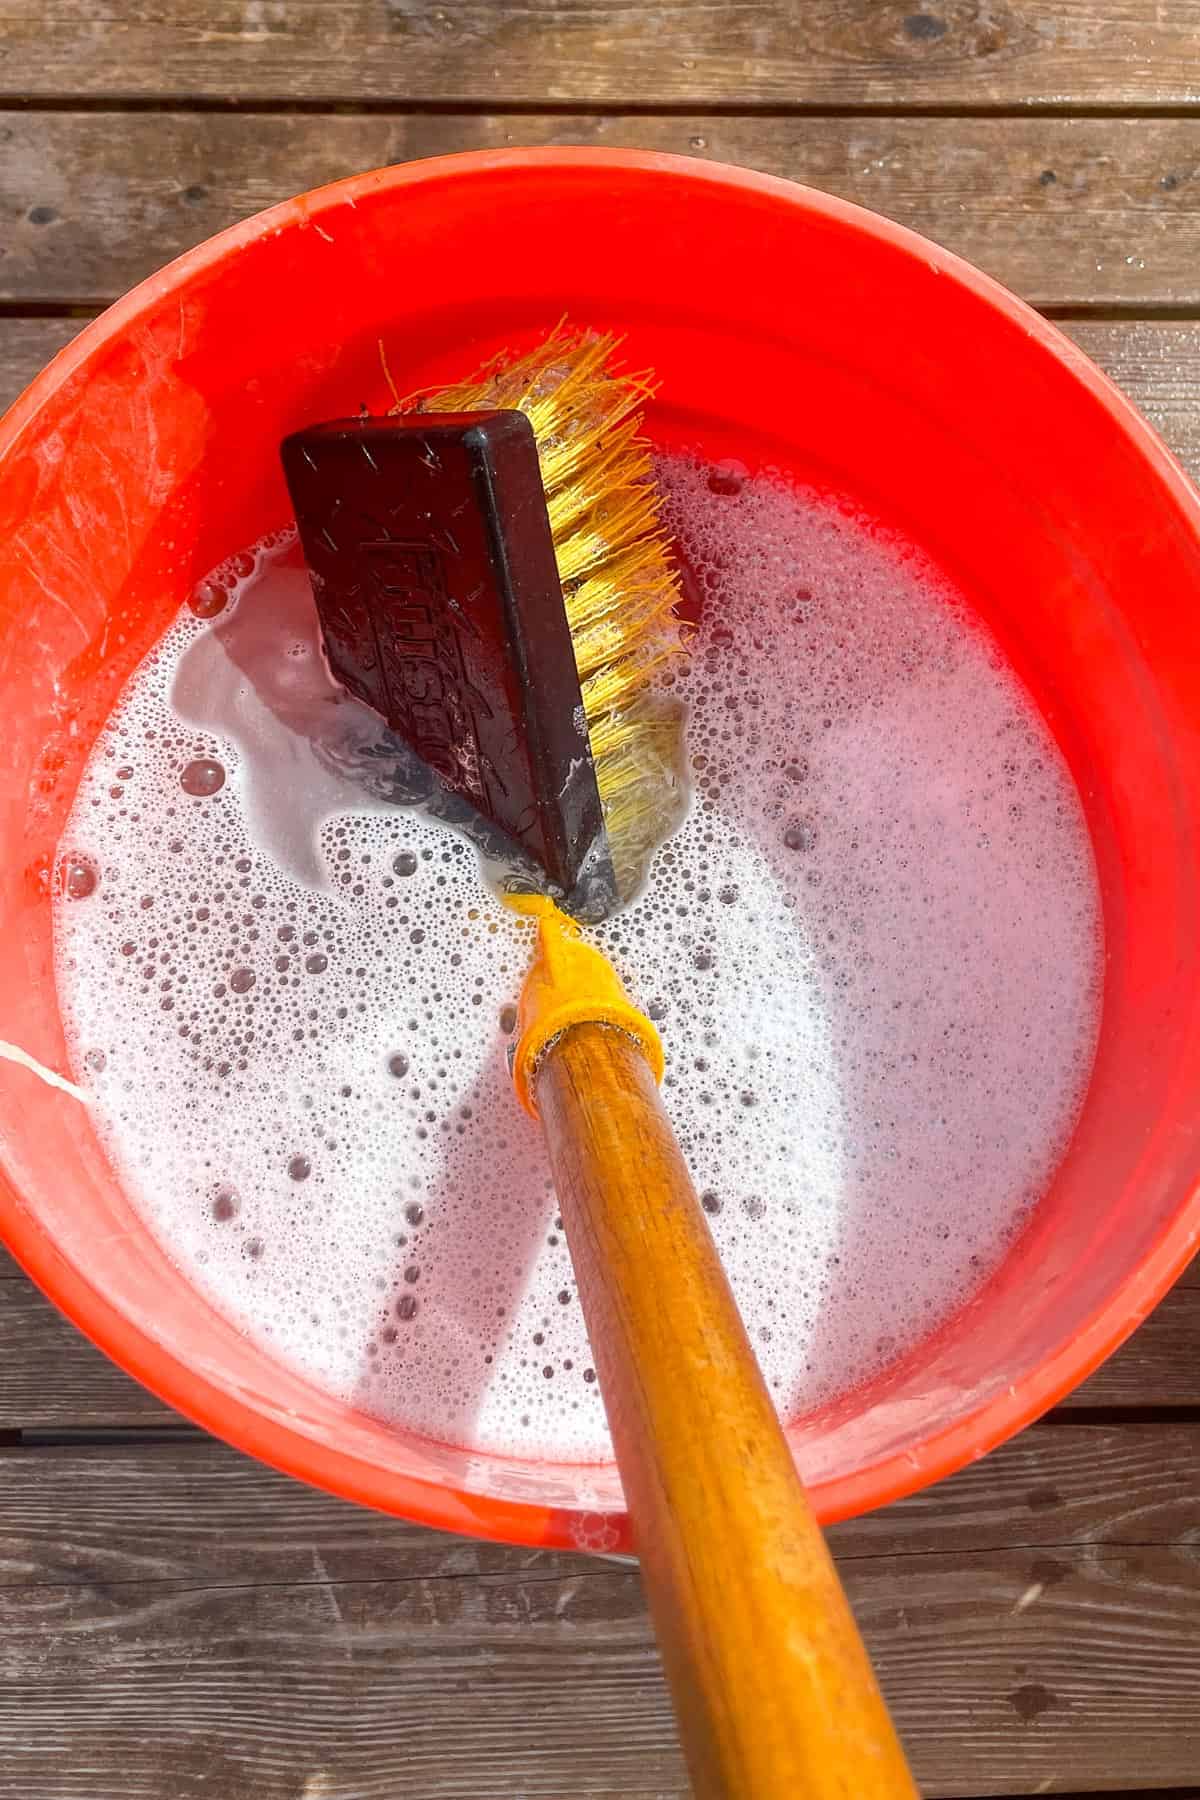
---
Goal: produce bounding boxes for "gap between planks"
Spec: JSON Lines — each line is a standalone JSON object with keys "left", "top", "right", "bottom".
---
{"left": 6, "top": 98, "right": 1200, "bottom": 121}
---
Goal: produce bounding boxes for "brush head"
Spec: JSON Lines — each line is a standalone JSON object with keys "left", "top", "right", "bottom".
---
{"left": 283, "top": 328, "right": 688, "bottom": 917}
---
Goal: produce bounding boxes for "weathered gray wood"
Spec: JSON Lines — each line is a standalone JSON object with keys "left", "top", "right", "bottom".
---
{"left": 0, "top": 317, "right": 83, "bottom": 409}
{"left": 0, "top": 1423, "right": 1195, "bottom": 1588}
{"left": 3, "top": 0, "right": 1199, "bottom": 108}
{"left": 0, "top": 1427, "right": 1196, "bottom": 1797}
{"left": 0, "top": 1275, "right": 177, "bottom": 1424}
{"left": 1, "top": 1262, "right": 1197, "bottom": 1429}
{"left": 1068, "top": 1279, "right": 1200, "bottom": 1407}
{"left": 3, "top": 112, "right": 1200, "bottom": 308}
{"left": 1065, "top": 320, "right": 1200, "bottom": 492}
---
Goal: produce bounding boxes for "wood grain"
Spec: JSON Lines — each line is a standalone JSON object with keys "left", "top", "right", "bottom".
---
{"left": 0, "top": 1276, "right": 177, "bottom": 1425}
{"left": 0, "top": 1423, "right": 1194, "bottom": 1587}
{"left": 535, "top": 1023, "right": 916, "bottom": 1799}
{"left": 1, "top": 7, "right": 1198, "bottom": 1796}
{"left": 3, "top": 1, "right": 1199, "bottom": 108}
{"left": 5, "top": 320, "right": 1200, "bottom": 490}
{"left": 2, "top": 112, "right": 1200, "bottom": 308}
{"left": 0, "top": 317, "right": 84, "bottom": 406}
{"left": 0, "top": 1426, "right": 1197, "bottom": 1798}
{"left": 1067, "top": 1278, "right": 1200, "bottom": 1406}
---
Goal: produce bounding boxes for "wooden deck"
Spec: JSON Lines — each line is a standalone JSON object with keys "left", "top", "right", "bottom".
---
{"left": 1, "top": 5, "right": 1199, "bottom": 1795}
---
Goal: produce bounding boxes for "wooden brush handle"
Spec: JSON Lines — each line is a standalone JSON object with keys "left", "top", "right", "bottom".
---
{"left": 535, "top": 1022, "right": 918, "bottom": 1800}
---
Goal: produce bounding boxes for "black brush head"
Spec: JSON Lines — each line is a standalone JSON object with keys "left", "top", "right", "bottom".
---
{"left": 281, "top": 412, "right": 610, "bottom": 900}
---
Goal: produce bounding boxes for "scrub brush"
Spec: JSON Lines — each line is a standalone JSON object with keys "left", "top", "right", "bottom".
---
{"left": 282, "top": 329, "right": 916, "bottom": 1800}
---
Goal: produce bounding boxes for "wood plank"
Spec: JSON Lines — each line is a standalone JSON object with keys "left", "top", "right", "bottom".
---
{"left": 2, "top": 1262, "right": 1198, "bottom": 1429}
{"left": 3, "top": 113, "right": 1200, "bottom": 309}
{"left": 4, "top": 0, "right": 1200, "bottom": 108}
{"left": 0, "top": 316, "right": 84, "bottom": 409}
{"left": 1065, "top": 320, "right": 1200, "bottom": 491}
{"left": 0, "top": 1276, "right": 177, "bottom": 1425}
{"left": 1069, "top": 1280, "right": 1200, "bottom": 1407}
{"left": 5, "top": 319, "right": 1200, "bottom": 495}
{"left": 0, "top": 1426, "right": 1196, "bottom": 1797}
{"left": 0, "top": 1423, "right": 1195, "bottom": 1587}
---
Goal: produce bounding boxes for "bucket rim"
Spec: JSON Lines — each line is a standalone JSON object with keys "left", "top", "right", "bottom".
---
{"left": 4, "top": 144, "right": 1199, "bottom": 1547}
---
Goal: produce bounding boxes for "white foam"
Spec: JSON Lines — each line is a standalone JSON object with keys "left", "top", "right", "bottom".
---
{"left": 53, "top": 460, "right": 1103, "bottom": 1462}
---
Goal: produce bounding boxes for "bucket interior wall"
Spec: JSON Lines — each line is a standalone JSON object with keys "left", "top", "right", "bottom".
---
{"left": 2, "top": 154, "right": 1199, "bottom": 1544}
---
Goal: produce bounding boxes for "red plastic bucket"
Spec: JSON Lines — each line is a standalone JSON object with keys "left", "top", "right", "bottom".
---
{"left": 2, "top": 149, "right": 1199, "bottom": 1551}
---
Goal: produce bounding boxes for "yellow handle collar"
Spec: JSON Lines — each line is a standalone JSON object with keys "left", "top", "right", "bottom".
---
{"left": 506, "top": 894, "right": 664, "bottom": 1117}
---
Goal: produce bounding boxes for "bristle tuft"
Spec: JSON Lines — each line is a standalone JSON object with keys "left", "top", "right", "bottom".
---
{"left": 406, "top": 326, "right": 689, "bottom": 900}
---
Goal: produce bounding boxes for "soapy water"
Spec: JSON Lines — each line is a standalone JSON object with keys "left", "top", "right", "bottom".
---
{"left": 53, "top": 459, "right": 1103, "bottom": 1462}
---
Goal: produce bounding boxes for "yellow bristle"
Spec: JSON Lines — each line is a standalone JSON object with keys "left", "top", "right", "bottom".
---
{"left": 397, "top": 325, "right": 689, "bottom": 900}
